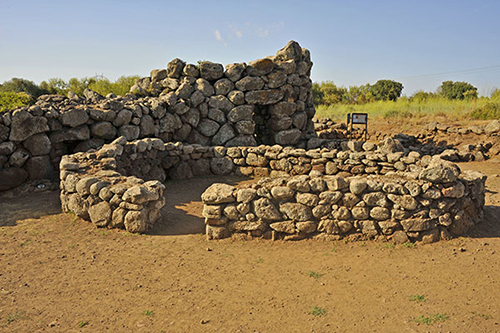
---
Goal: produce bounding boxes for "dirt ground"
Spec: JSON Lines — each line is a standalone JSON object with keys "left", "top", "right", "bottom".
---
{"left": 1, "top": 137, "right": 500, "bottom": 332}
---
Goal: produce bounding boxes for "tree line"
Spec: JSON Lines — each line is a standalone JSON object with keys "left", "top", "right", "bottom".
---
{"left": 0, "top": 76, "right": 139, "bottom": 99}
{"left": 313, "top": 79, "right": 485, "bottom": 106}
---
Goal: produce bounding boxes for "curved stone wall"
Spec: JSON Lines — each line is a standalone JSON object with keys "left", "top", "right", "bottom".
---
{"left": 0, "top": 40, "right": 315, "bottom": 192}
{"left": 59, "top": 135, "right": 486, "bottom": 243}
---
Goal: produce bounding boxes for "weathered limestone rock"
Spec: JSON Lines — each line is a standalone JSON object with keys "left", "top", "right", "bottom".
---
{"left": 201, "top": 183, "right": 235, "bottom": 204}
{"left": 236, "top": 188, "right": 257, "bottom": 203}
{"left": 245, "top": 90, "right": 284, "bottom": 105}
{"left": 279, "top": 202, "right": 312, "bottom": 221}
{"left": 167, "top": 58, "right": 185, "bottom": 78}
{"left": 400, "top": 218, "right": 435, "bottom": 232}
{"left": 210, "top": 157, "right": 234, "bottom": 175}
{"left": 296, "top": 221, "right": 316, "bottom": 234}
{"left": 419, "top": 159, "right": 460, "bottom": 183}
{"left": 246, "top": 58, "right": 274, "bottom": 76}
{"left": 378, "top": 137, "right": 404, "bottom": 154}
{"left": 124, "top": 210, "right": 149, "bottom": 233}
{"left": 485, "top": 119, "right": 500, "bottom": 134}
{"left": 122, "top": 185, "right": 159, "bottom": 204}
{"left": 200, "top": 61, "right": 224, "bottom": 81}
{"left": 349, "top": 179, "right": 367, "bottom": 194}
{"left": 253, "top": 197, "right": 282, "bottom": 221}
{"left": 270, "top": 221, "right": 295, "bottom": 234}
{"left": 89, "top": 201, "right": 112, "bottom": 227}
{"left": 370, "top": 207, "right": 390, "bottom": 220}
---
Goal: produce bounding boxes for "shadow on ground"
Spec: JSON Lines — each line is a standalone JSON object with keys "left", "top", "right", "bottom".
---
{"left": 148, "top": 175, "right": 251, "bottom": 236}
{"left": 469, "top": 205, "right": 500, "bottom": 239}
{"left": 0, "top": 191, "right": 62, "bottom": 227}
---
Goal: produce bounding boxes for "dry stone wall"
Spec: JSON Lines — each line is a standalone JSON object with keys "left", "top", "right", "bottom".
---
{"left": 59, "top": 134, "right": 486, "bottom": 242}
{"left": 59, "top": 137, "right": 165, "bottom": 233}
{"left": 0, "top": 41, "right": 316, "bottom": 192}
{"left": 201, "top": 165, "right": 486, "bottom": 243}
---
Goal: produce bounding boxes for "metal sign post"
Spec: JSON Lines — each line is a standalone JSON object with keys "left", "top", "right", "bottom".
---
{"left": 347, "top": 113, "right": 368, "bottom": 141}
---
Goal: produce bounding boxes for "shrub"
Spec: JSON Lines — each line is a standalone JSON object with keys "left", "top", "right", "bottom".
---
{"left": 0, "top": 92, "right": 34, "bottom": 112}
{"left": 468, "top": 102, "right": 500, "bottom": 120}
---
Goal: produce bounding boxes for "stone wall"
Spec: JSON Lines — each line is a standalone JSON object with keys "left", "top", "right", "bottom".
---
{"left": 59, "top": 137, "right": 165, "bottom": 233}
{"left": 201, "top": 166, "right": 486, "bottom": 243}
{"left": 0, "top": 40, "right": 316, "bottom": 192}
{"left": 59, "top": 135, "right": 486, "bottom": 242}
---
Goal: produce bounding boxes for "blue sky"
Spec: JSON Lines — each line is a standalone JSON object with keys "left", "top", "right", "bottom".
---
{"left": 1, "top": 0, "right": 499, "bottom": 96}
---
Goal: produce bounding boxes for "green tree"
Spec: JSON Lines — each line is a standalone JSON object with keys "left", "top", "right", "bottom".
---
{"left": 439, "top": 81, "right": 477, "bottom": 100}
{"left": 312, "top": 82, "right": 324, "bottom": 105}
{"left": 319, "top": 81, "right": 347, "bottom": 105}
{"left": 410, "top": 90, "right": 437, "bottom": 102}
{"left": 370, "top": 80, "right": 403, "bottom": 101}
{"left": 345, "top": 84, "right": 373, "bottom": 104}
{"left": 0, "top": 78, "right": 45, "bottom": 97}
{"left": 39, "top": 78, "right": 68, "bottom": 95}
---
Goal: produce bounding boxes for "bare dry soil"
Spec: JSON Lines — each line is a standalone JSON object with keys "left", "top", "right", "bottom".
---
{"left": 1, "top": 125, "right": 499, "bottom": 332}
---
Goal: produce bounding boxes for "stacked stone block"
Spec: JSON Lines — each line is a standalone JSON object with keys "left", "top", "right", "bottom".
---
{"left": 0, "top": 41, "right": 316, "bottom": 192}
{"left": 201, "top": 168, "right": 486, "bottom": 243}
{"left": 59, "top": 137, "right": 165, "bottom": 233}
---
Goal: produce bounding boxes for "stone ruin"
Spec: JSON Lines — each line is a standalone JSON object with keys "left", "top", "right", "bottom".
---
{"left": 58, "top": 136, "right": 486, "bottom": 243}
{"left": 0, "top": 41, "right": 488, "bottom": 243}
{"left": 0, "top": 40, "right": 315, "bottom": 191}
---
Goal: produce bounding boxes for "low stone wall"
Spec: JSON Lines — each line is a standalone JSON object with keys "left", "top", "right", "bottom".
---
{"left": 59, "top": 135, "right": 486, "bottom": 242}
{"left": 201, "top": 167, "right": 486, "bottom": 243}
{"left": 59, "top": 137, "right": 165, "bottom": 233}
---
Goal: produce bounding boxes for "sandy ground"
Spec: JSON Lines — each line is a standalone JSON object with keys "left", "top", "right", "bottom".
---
{"left": 1, "top": 160, "right": 499, "bottom": 332}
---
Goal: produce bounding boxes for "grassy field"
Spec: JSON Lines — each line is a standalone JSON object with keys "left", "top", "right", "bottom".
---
{"left": 315, "top": 97, "right": 500, "bottom": 121}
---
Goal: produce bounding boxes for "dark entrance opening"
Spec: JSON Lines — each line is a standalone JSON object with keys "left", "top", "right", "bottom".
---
{"left": 253, "top": 105, "right": 273, "bottom": 145}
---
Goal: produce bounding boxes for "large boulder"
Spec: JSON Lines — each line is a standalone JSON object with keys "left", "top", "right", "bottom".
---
{"left": 9, "top": 110, "right": 49, "bottom": 142}
{"left": 253, "top": 197, "right": 282, "bottom": 221}
{"left": 378, "top": 137, "right": 404, "bottom": 154}
{"left": 167, "top": 58, "right": 185, "bottom": 78}
{"left": 274, "top": 129, "right": 301, "bottom": 145}
{"left": 199, "top": 61, "right": 224, "bottom": 81}
{"left": 60, "top": 108, "right": 89, "bottom": 127}
{"left": 485, "top": 119, "right": 500, "bottom": 134}
{"left": 89, "top": 201, "right": 112, "bottom": 227}
{"left": 275, "top": 40, "right": 303, "bottom": 62}
{"left": 22, "top": 133, "right": 51, "bottom": 156}
{"left": 235, "top": 76, "right": 264, "bottom": 91}
{"left": 0, "top": 167, "right": 28, "bottom": 191}
{"left": 245, "top": 90, "right": 284, "bottom": 105}
{"left": 279, "top": 202, "right": 312, "bottom": 221}
{"left": 201, "top": 183, "right": 236, "bottom": 204}
{"left": 246, "top": 58, "right": 274, "bottom": 76}
{"left": 212, "top": 124, "right": 236, "bottom": 145}
{"left": 419, "top": 158, "right": 461, "bottom": 183}
{"left": 25, "top": 156, "right": 55, "bottom": 180}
